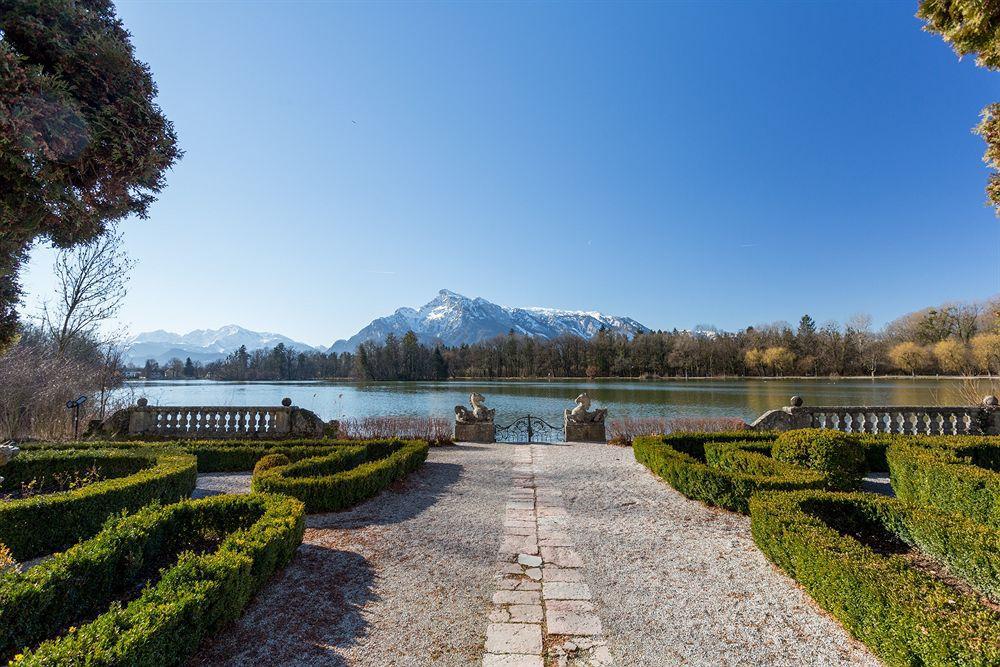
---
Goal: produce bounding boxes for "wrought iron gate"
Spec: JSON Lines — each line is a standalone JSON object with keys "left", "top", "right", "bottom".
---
{"left": 494, "top": 415, "right": 564, "bottom": 443}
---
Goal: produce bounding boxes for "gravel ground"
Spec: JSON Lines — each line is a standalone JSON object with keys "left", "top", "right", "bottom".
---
{"left": 190, "top": 443, "right": 510, "bottom": 666}
{"left": 192, "top": 472, "right": 252, "bottom": 499}
{"left": 538, "top": 442, "right": 882, "bottom": 667}
{"left": 861, "top": 472, "right": 893, "bottom": 496}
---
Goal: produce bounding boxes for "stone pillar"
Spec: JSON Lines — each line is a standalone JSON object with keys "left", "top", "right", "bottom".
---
{"left": 982, "top": 396, "right": 1000, "bottom": 435}
{"left": 127, "top": 398, "right": 153, "bottom": 435}
{"left": 750, "top": 396, "right": 814, "bottom": 431}
{"left": 564, "top": 419, "right": 606, "bottom": 443}
{"left": 273, "top": 398, "right": 292, "bottom": 435}
{"left": 0, "top": 443, "right": 18, "bottom": 487}
{"left": 454, "top": 421, "right": 495, "bottom": 443}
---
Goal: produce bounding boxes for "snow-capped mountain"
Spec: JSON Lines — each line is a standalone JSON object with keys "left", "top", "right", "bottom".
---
{"left": 127, "top": 325, "right": 318, "bottom": 366}
{"left": 328, "top": 289, "right": 650, "bottom": 353}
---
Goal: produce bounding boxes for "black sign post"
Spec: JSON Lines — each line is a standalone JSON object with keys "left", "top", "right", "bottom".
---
{"left": 66, "top": 395, "right": 88, "bottom": 439}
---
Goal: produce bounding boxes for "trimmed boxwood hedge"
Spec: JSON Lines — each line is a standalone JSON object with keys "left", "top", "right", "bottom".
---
{"left": 0, "top": 449, "right": 196, "bottom": 560}
{"left": 888, "top": 437, "right": 1000, "bottom": 527}
{"left": 633, "top": 432, "right": 827, "bottom": 513}
{"left": 772, "top": 428, "right": 866, "bottom": 490}
{"left": 0, "top": 493, "right": 304, "bottom": 665}
{"left": 252, "top": 439, "right": 429, "bottom": 513}
{"left": 750, "top": 490, "right": 1000, "bottom": 666}
{"left": 21, "top": 438, "right": 365, "bottom": 472}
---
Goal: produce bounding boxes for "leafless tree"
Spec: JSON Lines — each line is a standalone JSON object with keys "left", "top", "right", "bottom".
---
{"left": 42, "top": 226, "right": 134, "bottom": 355}
{"left": 846, "top": 313, "right": 880, "bottom": 378}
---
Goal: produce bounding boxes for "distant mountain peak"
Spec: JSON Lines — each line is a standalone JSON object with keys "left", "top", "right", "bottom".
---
{"left": 328, "top": 290, "right": 650, "bottom": 353}
{"left": 126, "top": 325, "right": 318, "bottom": 366}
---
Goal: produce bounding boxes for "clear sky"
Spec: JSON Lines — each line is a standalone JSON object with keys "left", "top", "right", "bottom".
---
{"left": 20, "top": 0, "right": 1000, "bottom": 346}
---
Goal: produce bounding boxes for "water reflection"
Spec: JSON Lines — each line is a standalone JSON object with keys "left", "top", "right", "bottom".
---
{"left": 122, "top": 378, "right": 992, "bottom": 425}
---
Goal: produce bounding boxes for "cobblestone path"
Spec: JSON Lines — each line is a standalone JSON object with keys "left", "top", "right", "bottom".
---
{"left": 483, "top": 445, "right": 613, "bottom": 666}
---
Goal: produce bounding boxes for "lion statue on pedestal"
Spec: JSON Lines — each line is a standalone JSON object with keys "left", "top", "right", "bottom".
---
{"left": 565, "top": 392, "right": 607, "bottom": 424}
{"left": 455, "top": 392, "right": 495, "bottom": 424}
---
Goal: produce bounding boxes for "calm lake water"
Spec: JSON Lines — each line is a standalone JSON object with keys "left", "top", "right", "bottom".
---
{"left": 121, "top": 378, "right": 991, "bottom": 426}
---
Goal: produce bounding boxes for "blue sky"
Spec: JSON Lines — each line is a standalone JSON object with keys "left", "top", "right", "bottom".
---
{"left": 21, "top": 0, "right": 1000, "bottom": 346}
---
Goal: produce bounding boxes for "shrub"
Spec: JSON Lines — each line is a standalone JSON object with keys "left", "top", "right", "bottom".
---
{"left": 252, "top": 439, "right": 429, "bottom": 513}
{"left": 340, "top": 416, "right": 452, "bottom": 445}
{"left": 22, "top": 438, "right": 354, "bottom": 472}
{"left": 772, "top": 428, "right": 865, "bottom": 490}
{"left": 0, "top": 449, "right": 196, "bottom": 560}
{"left": 607, "top": 417, "right": 669, "bottom": 446}
{"left": 0, "top": 544, "right": 17, "bottom": 574}
{"left": 633, "top": 432, "right": 825, "bottom": 513}
{"left": 888, "top": 437, "right": 1000, "bottom": 527}
{"left": 666, "top": 417, "right": 748, "bottom": 433}
{"left": 750, "top": 490, "right": 1000, "bottom": 666}
{"left": 253, "top": 453, "right": 291, "bottom": 476}
{"left": 0, "top": 493, "right": 304, "bottom": 665}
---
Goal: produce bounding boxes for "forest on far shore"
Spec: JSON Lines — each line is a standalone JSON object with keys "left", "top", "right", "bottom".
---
{"left": 147, "top": 298, "right": 1000, "bottom": 382}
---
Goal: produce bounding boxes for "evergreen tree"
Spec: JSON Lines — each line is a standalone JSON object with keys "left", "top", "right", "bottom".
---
{"left": 432, "top": 347, "right": 449, "bottom": 380}
{"left": 183, "top": 357, "right": 195, "bottom": 378}
{"left": 401, "top": 330, "right": 421, "bottom": 380}
{"left": 918, "top": 1, "right": 1000, "bottom": 211}
{"left": 0, "top": 0, "right": 180, "bottom": 346}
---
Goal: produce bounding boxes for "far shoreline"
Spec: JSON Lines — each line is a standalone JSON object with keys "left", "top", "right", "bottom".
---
{"left": 128, "top": 375, "right": 1000, "bottom": 383}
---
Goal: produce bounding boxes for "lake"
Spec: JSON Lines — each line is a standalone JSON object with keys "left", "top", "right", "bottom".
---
{"left": 120, "top": 378, "right": 992, "bottom": 426}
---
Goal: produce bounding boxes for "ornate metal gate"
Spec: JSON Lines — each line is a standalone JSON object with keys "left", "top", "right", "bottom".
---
{"left": 494, "top": 415, "right": 564, "bottom": 443}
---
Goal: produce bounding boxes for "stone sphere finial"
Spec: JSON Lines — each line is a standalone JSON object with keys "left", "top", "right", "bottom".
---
{"left": 136, "top": 397, "right": 148, "bottom": 407}
{"left": 789, "top": 395, "right": 803, "bottom": 407}
{"left": 281, "top": 397, "right": 292, "bottom": 407}
{"left": 984, "top": 395, "right": 999, "bottom": 407}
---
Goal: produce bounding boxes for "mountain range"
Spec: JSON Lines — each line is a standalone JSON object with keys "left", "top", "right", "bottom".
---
{"left": 127, "top": 290, "right": 650, "bottom": 365}
{"left": 126, "top": 326, "right": 321, "bottom": 366}
{"left": 326, "top": 289, "right": 650, "bottom": 353}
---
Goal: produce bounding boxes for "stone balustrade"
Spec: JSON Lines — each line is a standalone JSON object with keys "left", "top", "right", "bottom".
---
{"left": 88, "top": 397, "right": 333, "bottom": 439}
{"left": 750, "top": 395, "right": 1000, "bottom": 435}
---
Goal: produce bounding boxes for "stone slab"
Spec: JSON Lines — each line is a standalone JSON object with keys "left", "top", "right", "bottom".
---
{"left": 564, "top": 421, "right": 606, "bottom": 443}
{"left": 455, "top": 421, "right": 496, "bottom": 443}
{"left": 543, "top": 581, "right": 592, "bottom": 600}
{"left": 485, "top": 623, "right": 543, "bottom": 654}
{"left": 482, "top": 654, "right": 544, "bottom": 667}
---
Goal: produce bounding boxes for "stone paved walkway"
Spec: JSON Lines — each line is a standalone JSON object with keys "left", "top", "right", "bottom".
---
{"left": 483, "top": 445, "right": 612, "bottom": 666}
{"left": 193, "top": 441, "right": 880, "bottom": 666}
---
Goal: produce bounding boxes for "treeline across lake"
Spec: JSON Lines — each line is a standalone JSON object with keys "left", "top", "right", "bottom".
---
{"left": 156, "top": 298, "right": 1000, "bottom": 381}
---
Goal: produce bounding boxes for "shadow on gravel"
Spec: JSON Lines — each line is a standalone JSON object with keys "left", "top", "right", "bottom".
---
{"left": 308, "top": 460, "right": 463, "bottom": 530}
{"left": 188, "top": 546, "right": 376, "bottom": 666}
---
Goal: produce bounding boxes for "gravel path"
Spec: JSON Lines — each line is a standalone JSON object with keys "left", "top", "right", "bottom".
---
{"left": 190, "top": 443, "right": 510, "bottom": 666}
{"left": 189, "top": 442, "right": 882, "bottom": 666}
{"left": 192, "top": 472, "right": 252, "bottom": 499}
{"left": 861, "top": 472, "right": 893, "bottom": 496}
{"left": 541, "top": 442, "right": 881, "bottom": 666}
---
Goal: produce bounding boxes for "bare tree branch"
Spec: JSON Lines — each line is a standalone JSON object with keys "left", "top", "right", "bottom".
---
{"left": 43, "top": 226, "right": 135, "bottom": 355}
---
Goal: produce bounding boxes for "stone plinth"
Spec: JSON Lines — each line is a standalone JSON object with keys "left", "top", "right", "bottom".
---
{"left": 455, "top": 421, "right": 495, "bottom": 443}
{"left": 564, "top": 421, "right": 606, "bottom": 443}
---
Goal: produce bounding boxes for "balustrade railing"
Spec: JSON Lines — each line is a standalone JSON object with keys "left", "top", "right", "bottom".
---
{"left": 144, "top": 406, "right": 289, "bottom": 436}
{"left": 88, "top": 397, "right": 331, "bottom": 439}
{"left": 750, "top": 395, "right": 1000, "bottom": 435}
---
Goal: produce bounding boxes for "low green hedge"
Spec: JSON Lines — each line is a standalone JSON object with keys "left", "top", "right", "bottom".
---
{"left": 252, "top": 439, "right": 429, "bottom": 513}
{"left": 772, "top": 429, "right": 865, "bottom": 490}
{"left": 888, "top": 437, "right": 1000, "bottom": 527}
{"left": 21, "top": 438, "right": 369, "bottom": 472}
{"left": 1, "top": 493, "right": 304, "bottom": 665}
{"left": 750, "top": 490, "right": 1000, "bottom": 666}
{"left": 633, "top": 432, "right": 826, "bottom": 513}
{"left": 0, "top": 450, "right": 196, "bottom": 560}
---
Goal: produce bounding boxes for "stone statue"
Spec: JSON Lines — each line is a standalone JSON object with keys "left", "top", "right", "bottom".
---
{"left": 455, "top": 392, "right": 495, "bottom": 424}
{"left": 0, "top": 443, "right": 19, "bottom": 486}
{"left": 565, "top": 392, "right": 607, "bottom": 424}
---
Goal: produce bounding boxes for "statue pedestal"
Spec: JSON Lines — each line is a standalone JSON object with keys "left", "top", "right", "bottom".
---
{"left": 565, "top": 420, "right": 606, "bottom": 443}
{"left": 454, "top": 421, "right": 495, "bottom": 443}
